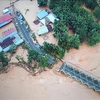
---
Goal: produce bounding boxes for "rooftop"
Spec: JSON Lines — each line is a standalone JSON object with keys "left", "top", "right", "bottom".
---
{"left": 36, "top": 10, "right": 48, "bottom": 19}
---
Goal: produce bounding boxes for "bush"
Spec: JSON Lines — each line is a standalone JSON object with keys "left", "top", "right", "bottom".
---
{"left": 85, "top": 0, "right": 98, "bottom": 10}
{"left": 87, "top": 32, "right": 100, "bottom": 46}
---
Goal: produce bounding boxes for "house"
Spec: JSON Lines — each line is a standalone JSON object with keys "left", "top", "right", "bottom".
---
{"left": 0, "top": 29, "right": 24, "bottom": 52}
{"left": 36, "top": 10, "right": 49, "bottom": 19}
{"left": 37, "top": 25, "right": 48, "bottom": 36}
{"left": 0, "top": 14, "right": 12, "bottom": 28}
{"left": 40, "top": 13, "right": 59, "bottom": 25}
{"left": 37, "top": 25, "right": 53, "bottom": 36}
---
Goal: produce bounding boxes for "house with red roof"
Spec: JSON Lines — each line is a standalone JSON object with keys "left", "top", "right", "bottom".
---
{"left": 0, "top": 14, "right": 12, "bottom": 28}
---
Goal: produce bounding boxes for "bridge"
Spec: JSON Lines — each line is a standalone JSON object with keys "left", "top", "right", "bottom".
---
{"left": 60, "top": 62, "right": 100, "bottom": 92}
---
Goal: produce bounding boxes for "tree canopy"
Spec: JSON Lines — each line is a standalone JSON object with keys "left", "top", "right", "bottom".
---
{"left": 49, "top": 0, "right": 100, "bottom": 46}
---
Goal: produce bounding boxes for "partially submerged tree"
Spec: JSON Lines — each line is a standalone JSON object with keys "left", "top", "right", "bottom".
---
{"left": 0, "top": 52, "right": 9, "bottom": 67}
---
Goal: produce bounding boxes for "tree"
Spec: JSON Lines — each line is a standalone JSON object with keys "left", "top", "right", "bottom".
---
{"left": 87, "top": 32, "right": 100, "bottom": 46}
{"left": 87, "top": 22, "right": 100, "bottom": 45}
{"left": 0, "top": 52, "right": 9, "bottom": 67}
{"left": 39, "top": 54, "right": 49, "bottom": 68}
{"left": 37, "top": 0, "right": 48, "bottom": 7}
{"left": 94, "top": 7, "right": 100, "bottom": 21}
{"left": 10, "top": 44, "right": 17, "bottom": 54}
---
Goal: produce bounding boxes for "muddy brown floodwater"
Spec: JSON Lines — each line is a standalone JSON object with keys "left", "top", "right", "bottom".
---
{"left": 0, "top": 0, "right": 100, "bottom": 100}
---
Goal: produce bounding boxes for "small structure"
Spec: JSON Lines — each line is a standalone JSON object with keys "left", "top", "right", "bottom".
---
{"left": 33, "top": 19, "right": 40, "bottom": 25}
{"left": 37, "top": 25, "right": 48, "bottom": 36}
{"left": 37, "top": 25, "right": 53, "bottom": 36}
{"left": 3, "top": 8, "right": 11, "bottom": 14}
{"left": 47, "top": 13, "right": 59, "bottom": 23}
{"left": 36, "top": 10, "right": 48, "bottom": 19}
{"left": 0, "top": 14, "right": 12, "bottom": 28}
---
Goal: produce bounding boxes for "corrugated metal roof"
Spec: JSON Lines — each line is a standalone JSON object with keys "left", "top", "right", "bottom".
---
{"left": 37, "top": 26, "right": 48, "bottom": 35}
{"left": 36, "top": 10, "right": 48, "bottom": 19}
{"left": 2, "top": 28, "right": 16, "bottom": 37}
{"left": 47, "top": 13, "right": 59, "bottom": 23}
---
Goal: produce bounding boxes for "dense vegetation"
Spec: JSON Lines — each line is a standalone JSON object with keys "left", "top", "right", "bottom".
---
{"left": 28, "top": 49, "right": 49, "bottom": 68}
{"left": 49, "top": 0, "right": 100, "bottom": 47}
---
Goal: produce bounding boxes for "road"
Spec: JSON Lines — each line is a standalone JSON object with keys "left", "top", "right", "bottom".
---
{"left": 12, "top": 7, "right": 55, "bottom": 64}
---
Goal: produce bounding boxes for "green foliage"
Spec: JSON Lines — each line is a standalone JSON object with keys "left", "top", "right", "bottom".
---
{"left": 87, "top": 32, "right": 100, "bottom": 46}
{"left": 57, "top": 33, "right": 69, "bottom": 50}
{"left": 37, "top": 0, "right": 48, "bottom": 7}
{"left": 41, "top": 42, "right": 65, "bottom": 59}
{"left": 94, "top": 7, "right": 100, "bottom": 20}
{"left": 10, "top": 44, "right": 17, "bottom": 54}
{"left": 87, "top": 22, "right": 100, "bottom": 45}
{"left": 38, "top": 54, "right": 49, "bottom": 68}
{"left": 68, "top": 34, "right": 80, "bottom": 49}
{"left": 0, "top": 52, "right": 9, "bottom": 67}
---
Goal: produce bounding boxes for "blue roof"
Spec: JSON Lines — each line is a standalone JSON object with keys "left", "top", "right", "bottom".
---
{"left": 37, "top": 26, "right": 48, "bottom": 35}
{"left": 3, "top": 45, "right": 11, "bottom": 52}
{"left": 19, "top": 15, "right": 23, "bottom": 20}
{"left": 0, "top": 46, "right": 2, "bottom": 52}
{"left": 36, "top": 10, "right": 48, "bottom": 19}
{"left": 0, "top": 21, "right": 8, "bottom": 27}
{"left": 15, "top": 39, "right": 24, "bottom": 45}
{"left": 0, "top": 31, "right": 17, "bottom": 41}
